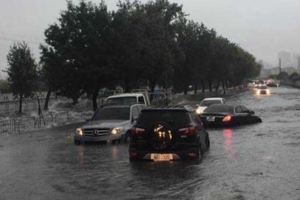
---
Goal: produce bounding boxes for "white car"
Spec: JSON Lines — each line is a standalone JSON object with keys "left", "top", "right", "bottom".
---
{"left": 74, "top": 104, "right": 145, "bottom": 145}
{"left": 255, "top": 85, "right": 271, "bottom": 96}
{"left": 196, "top": 97, "right": 225, "bottom": 114}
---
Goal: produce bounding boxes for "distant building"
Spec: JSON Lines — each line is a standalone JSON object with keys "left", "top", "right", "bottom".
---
{"left": 278, "top": 51, "right": 292, "bottom": 68}
{"left": 298, "top": 56, "right": 300, "bottom": 73}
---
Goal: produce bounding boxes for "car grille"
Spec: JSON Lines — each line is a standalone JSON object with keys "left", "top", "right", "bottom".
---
{"left": 83, "top": 128, "right": 110, "bottom": 136}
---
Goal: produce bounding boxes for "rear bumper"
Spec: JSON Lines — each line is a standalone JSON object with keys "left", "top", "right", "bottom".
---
{"left": 129, "top": 146, "right": 200, "bottom": 161}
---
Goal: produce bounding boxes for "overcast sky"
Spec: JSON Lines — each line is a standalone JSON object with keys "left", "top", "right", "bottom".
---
{"left": 1, "top": 0, "right": 299, "bottom": 78}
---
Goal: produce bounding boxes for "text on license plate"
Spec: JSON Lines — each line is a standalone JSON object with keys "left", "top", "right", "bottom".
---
{"left": 150, "top": 154, "right": 173, "bottom": 161}
{"left": 206, "top": 116, "right": 215, "bottom": 122}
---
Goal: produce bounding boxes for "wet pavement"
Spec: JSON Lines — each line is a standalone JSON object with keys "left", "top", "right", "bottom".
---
{"left": 0, "top": 87, "right": 299, "bottom": 200}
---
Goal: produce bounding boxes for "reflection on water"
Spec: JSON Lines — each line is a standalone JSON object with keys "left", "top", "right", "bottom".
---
{"left": 78, "top": 146, "right": 85, "bottom": 166}
{"left": 111, "top": 146, "right": 119, "bottom": 160}
{"left": 223, "top": 128, "right": 236, "bottom": 160}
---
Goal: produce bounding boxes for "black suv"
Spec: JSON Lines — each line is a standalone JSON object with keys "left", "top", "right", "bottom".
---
{"left": 129, "top": 106, "right": 210, "bottom": 161}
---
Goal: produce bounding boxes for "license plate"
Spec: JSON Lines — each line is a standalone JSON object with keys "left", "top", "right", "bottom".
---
{"left": 150, "top": 153, "right": 173, "bottom": 161}
{"left": 207, "top": 116, "right": 215, "bottom": 122}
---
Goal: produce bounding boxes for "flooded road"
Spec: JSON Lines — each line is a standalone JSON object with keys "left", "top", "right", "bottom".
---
{"left": 0, "top": 87, "right": 299, "bottom": 200}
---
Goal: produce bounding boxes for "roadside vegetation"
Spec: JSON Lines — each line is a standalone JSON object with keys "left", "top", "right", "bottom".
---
{"left": 5, "top": 0, "right": 261, "bottom": 112}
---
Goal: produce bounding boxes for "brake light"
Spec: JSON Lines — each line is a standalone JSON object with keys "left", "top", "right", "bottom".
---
{"left": 222, "top": 115, "right": 232, "bottom": 122}
{"left": 131, "top": 127, "right": 145, "bottom": 135}
{"left": 178, "top": 127, "right": 197, "bottom": 135}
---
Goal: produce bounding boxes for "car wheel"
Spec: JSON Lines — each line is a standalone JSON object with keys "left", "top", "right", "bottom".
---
{"left": 205, "top": 135, "right": 210, "bottom": 150}
{"left": 74, "top": 140, "right": 81, "bottom": 145}
{"left": 194, "top": 144, "right": 203, "bottom": 162}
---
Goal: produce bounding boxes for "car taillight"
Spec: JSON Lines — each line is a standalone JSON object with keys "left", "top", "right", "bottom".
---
{"left": 131, "top": 127, "right": 145, "bottom": 135}
{"left": 222, "top": 115, "right": 232, "bottom": 122}
{"left": 178, "top": 127, "right": 197, "bottom": 135}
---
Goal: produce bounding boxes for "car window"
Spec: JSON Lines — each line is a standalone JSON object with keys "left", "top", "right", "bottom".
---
{"left": 200, "top": 100, "right": 222, "bottom": 107}
{"left": 92, "top": 107, "right": 130, "bottom": 120}
{"left": 235, "top": 106, "right": 242, "bottom": 113}
{"left": 138, "top": 96, "right": 145, "bottom": 104}
{"left": 106, "top": 97, "right": 137, "bottom": 105}
{"left": 137, "top": 110, "right": 190, "bottom": 128}
{"left": 204, "top": 105, "right": 234, "bottom": 113}
{"left": 240, "top": 106, "right": 248, "bottom": 113}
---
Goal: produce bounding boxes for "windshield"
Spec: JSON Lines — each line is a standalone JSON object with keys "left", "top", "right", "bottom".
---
{"left": 200, "top": 100, "right": 222, "bottom": 107}
{"left": 92, "top": 107, "right": 130, "bottom": 121}
{"left": 137, "top": 110, "right": 190, "bottom": 128}
{"left": 204, "top": 105, "right": 234, "bottom": 114}
{"left": 106, "top": 97, "right": 137, "bottom": 105}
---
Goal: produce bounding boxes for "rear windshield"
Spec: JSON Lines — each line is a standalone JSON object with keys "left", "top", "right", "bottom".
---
{"left": 258, "top": 86, "right": 267, "bottom": 89}
{"left": 137, "top": 110, "right": 190, "bottom": 128}
{"left": 106, "top": 97, "right": 137, "bottom": 105}
{"left": 204, "top": 105, "right": 234, "bottom": 114}
{"left": 200, "top": 100, "right": 222, "bottom": 107}
{"left": 92, "top": 107, "right": 130, "bottom": 120}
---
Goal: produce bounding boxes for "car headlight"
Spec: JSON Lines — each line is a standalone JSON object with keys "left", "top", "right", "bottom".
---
{"left": 111, "top": 127, "right": 123, "bottom": 135}
{"left": 76, "top": 128, "right": 83, "bottom": 136}
{"left": 256, "top": 90, "right": 260, "bottom": 95}
{"left": 196, "top": 107, "right": 203, "bottom": 114}
{"left": 266, "top": 89, "right": 271, "bottom": 95}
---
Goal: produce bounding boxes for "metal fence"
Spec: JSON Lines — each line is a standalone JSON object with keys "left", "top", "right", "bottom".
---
{"left": 0, "top": 111, "right": 92, "bottom": 135}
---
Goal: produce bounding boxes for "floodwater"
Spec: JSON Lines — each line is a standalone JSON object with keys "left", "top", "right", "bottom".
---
{"left": 0, "top": 87, "right": 299, "bottom": 200}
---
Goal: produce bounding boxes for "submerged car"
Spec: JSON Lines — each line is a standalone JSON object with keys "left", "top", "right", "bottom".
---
{"left": 129, "top": 106, "right": 210, "bottom": 162}
{"left": 195, "top": 97, "right": 225, "bottom": 114}
{"left": 74, "top": 104, "right": 145, "bottom": 145}
{"left": 200, "top": 104, "right": 262, "bottom": 127}
{"left": 255, "top": 85, "right": 271, "bottom": 96}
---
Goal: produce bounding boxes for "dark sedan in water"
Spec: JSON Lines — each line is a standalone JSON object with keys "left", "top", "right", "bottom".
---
{"left": 199, "top": 104, "right": 262, "bottom": 127}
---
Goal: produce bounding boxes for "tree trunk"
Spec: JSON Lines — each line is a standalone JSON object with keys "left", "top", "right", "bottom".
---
{"left": 92, "top": 88, "right": 99, "bottom": 111}
{"left": 44, "top": 89, "right": 51, "bottom": 111}
{"left": 183, "top": 84, "right": 188, "bottom": 95}
{"left": 124, "top": 79, "right": 130, "bottom": 93}
{"left": 201, "top": 80, "right": 205, "bottom": 93}
{"left": 19, "top": 94, "right": 23, "bottom": 114}
{"left": 194, "top": 83, "right": 198, "bottom": 94}
{"left": 222, "top": 80, "right": 226, "bottom": 94}
{"left": 208, "top": 80, "right": 212, "bottom": 92}
{"left": 215, "top": 80, "right": 220, "bottom": 93}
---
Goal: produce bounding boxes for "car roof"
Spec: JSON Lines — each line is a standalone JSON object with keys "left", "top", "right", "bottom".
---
{"left": 142, "top": 105, "right": 194, "bottom": 112}
{"left": 101, "top": 104, "right": 144, "bottom": 109}
{"left": 107, "top": 93, "right": 144, "bottom": 98}
{"left": 202, "top": 97, "right": 224, "bottom": 101}
{"left": 101, "top": 105, "right": 132, "bottom": 109}
{"left": 207, "top": 104, "right": 234, "bottom": 109}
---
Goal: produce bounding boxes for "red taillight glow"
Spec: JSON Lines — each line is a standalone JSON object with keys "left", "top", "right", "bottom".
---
{"left": 222, "top": 115, "right": 232, "bottom": 122}
{"left": 131, "top": 127, "right": 145, "bottom": 135}
{"left": 178, "top": 127, "right": 197, "bottom": 135}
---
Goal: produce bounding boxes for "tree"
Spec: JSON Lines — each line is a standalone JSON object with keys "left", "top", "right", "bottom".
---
{"left": 7, "top": 42, "right": 37, "bottom": 113}
{"left": 42, "top": 1, "right": 112, "bottom": 110}
{"left": 0, "top": 79, "right": 11, "bottom": 94}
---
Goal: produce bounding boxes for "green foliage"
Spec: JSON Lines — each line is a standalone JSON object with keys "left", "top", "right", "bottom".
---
{"left": 6, "top": 42, "right": 37, "bottom": 113}
{"left": 7, "top": 42, "right": 37, "bottom": 98}
{"left": 41, "top": 0, "right": 262, "bottom": 108}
